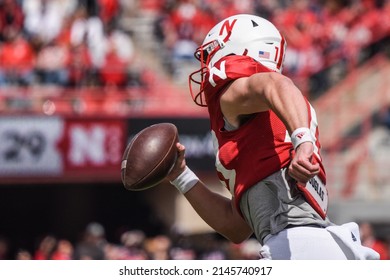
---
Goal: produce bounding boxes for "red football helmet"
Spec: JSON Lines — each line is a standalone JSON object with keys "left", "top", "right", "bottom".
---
{"left": 189, "top": 14, "right": 286, "bottom": 107}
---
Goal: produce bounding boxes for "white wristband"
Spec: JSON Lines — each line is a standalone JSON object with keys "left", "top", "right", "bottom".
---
{"left": 170, "top": 166, "right": 199, "bottom": 194}
{"left": 291, "top": 127, "right": 314, "bottom": 150}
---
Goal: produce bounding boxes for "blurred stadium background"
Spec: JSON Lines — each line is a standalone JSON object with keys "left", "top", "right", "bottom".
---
{"left": 0, "top": 0, "right": 389, "bottom": 260}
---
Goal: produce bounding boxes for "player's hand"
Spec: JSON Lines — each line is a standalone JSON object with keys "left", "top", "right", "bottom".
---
{"left": 288, "top": 142, "right": 320, "bottom": 183}
{"left": 166, "top": 142, "right": 187, "bottom": 181}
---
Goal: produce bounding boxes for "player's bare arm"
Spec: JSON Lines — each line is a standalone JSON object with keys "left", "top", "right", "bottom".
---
{"left": 167, "top": 143, "right": 253, "bottom": 244}
{"left": 220, "top": 72, "right": 320, "bottom": 183}
{"left": 184, "top": 182, "right": 253, "bottom": 243}
{"left": 220, "top": 72, "right": 306, "bottom": 132}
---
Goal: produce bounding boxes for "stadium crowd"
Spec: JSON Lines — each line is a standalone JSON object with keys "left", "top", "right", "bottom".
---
{"left": 1, "top": 221, "right": 389, "bottom": 260}
{"left": 0, "top": 222, "right": 263, "bottom": 260}
{"left": 0, "top": 0, "right": 146, "bottom": 89}
{"left": 153, "top": 0, "right": 390, "bottom": 96}
{"left": 0, "top": 0, "right": 389, "bottom": 97}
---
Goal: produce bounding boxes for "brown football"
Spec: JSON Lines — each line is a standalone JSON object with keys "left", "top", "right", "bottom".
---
{"left": 121, "top": 123, "right": 178, "bottom": 191}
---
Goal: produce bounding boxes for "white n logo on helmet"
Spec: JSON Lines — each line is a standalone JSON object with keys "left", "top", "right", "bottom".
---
{"left": 209, "top": 61, "right": 227, "bottom": 87}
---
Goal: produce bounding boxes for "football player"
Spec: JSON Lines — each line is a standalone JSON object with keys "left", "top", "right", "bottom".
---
{"left": 167, "top": 14, "right": 379, "bottom": 260}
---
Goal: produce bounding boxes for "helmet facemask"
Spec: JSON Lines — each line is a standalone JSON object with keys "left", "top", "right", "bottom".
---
{"left": 189, "top": 36, "right": 230, "bottom": 107}
{"left": 188, "top": 65, "right": 208, "bottom": 107}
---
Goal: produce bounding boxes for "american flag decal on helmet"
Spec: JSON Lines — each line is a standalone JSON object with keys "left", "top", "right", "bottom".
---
{"left": 258, "top": 50, "right": 270, "bottom": 59}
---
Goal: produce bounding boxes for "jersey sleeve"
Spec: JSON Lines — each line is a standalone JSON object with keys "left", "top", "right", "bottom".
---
{"left": 203, "top": 55, "right": 272, "bottom": 100}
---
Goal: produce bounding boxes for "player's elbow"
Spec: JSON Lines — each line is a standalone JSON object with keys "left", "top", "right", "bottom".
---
{"left": 221, "top": 225, "right": 253, "bottom": 244}
{"left": 228, "top": 232, "right": 252, "bottom": 244}
{"left": 229, "top": 234, "right": 250, "bottom": 244}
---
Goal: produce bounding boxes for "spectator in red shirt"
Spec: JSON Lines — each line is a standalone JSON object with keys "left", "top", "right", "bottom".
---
{"left": 99, "top": 48, "right": 128, "bottom": 87}
{"left": 0, "top": 0, "right": 24, "bottom": 42}
{"left": 33, "top": 234, "right": 57, "bottom": 260}
{"left": 35, "top": 39, "right": 70, "bottom": 86}
{"left": 0, "top": 28, "right": 36, "bottom": 86}
{"left": 98, "top": 23, "right": 135, "bottom": 87}
{"left": 67, "top": 42, "right": 94, "bottom": 87}
{"left": 97, "top": 0, "right": 119, "bottom": 25}
{"left": 51, "top": 239, "right": 74, "bottom": 260}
